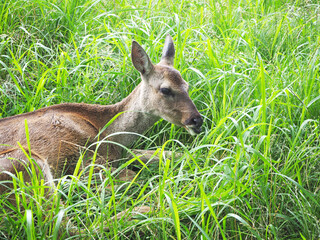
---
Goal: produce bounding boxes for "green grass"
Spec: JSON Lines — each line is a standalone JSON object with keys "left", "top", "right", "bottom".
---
{"left": 1, "top": 0, "right": 320, "bottom": 239}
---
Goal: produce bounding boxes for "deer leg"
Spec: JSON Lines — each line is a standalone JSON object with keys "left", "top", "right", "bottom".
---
{"left": 55, "top": 140, "right": 136, "bottom": 182}
{"left": 0, "top": 149, "right": 54, "bottom": 191}
{"left": 127, "top": 149, "right": 183, "bottom": 164}
{"left": 83, "top": 155, "right": 137, "bottom": 182}
{"left": 68, "top": 144, "right": 137, "bottom": 184}
{"left": 0, "top": 149, "right": 56, "bottom": 206}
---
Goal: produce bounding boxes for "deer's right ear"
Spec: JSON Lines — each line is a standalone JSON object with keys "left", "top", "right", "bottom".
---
{"left": 131, "top": 41, "right": 153, "bottom": 76}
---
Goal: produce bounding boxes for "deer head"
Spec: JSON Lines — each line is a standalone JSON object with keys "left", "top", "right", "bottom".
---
{"left": 131, "top": 35, "right": 203, "bottom": 135}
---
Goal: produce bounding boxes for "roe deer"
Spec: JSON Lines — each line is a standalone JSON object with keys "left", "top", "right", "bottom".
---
{"left": 0, "top": 35, "right": 203, "bottom": 195}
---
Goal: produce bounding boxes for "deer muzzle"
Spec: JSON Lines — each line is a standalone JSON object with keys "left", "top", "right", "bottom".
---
{"left": 183, "top": 115, "right": 203, "bottom": 136}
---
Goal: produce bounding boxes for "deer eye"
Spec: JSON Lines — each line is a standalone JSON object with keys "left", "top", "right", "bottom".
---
{"left": 160, "top": 88, "right": 173, "bottom": 96}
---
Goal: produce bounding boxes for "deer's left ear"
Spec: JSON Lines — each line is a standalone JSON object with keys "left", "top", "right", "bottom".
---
{"left": 131, "top": 40, "right": 154, "bottom": 75}
{"left": 160, "top": 35, "right": 175, "bottom": 66}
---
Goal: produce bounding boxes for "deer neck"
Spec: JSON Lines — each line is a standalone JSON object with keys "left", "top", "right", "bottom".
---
{"left": 103, "top": 82, "right": 160, "bottom": 146}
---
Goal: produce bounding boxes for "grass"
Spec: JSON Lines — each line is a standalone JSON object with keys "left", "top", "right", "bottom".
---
{"left": 0, "top": 0, "right": 320, "bottom": 239}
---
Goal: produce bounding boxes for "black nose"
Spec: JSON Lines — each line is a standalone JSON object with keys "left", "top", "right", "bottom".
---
{"left": 185, "top": 116, "right": 203, "bottom": 127}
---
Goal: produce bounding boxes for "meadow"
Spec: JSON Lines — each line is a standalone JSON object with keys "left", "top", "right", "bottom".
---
{"left": 0, "top": 0, "right": 320, "bottom": 239}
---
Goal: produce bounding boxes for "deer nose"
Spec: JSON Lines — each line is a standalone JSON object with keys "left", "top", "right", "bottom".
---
{"left": 183, "top": 115, "right": 203, "bottom": 135}
{"left": 184, "top": 115, "right": 203, "bottom": 128}
{"left": 194, "top": 117, "right": 203, "bottom": 127}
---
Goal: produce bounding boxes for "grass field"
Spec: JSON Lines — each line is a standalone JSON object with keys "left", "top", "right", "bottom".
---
{"left": 0, "top": 0, "right": 320, "bottom": 239}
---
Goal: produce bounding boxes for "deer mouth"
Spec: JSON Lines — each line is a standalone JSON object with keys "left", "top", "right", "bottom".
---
{"left": 184, "top": 125, "right": 202, "bottom": 136}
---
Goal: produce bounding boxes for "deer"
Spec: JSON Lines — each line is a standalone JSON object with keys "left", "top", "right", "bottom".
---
{"left": 0, "top": 35, "right": 203, "bottom": 221}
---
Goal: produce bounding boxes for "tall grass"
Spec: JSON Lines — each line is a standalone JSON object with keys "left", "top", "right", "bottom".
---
{"left": 1, "top": 0, "right": 320, "bottom": 239}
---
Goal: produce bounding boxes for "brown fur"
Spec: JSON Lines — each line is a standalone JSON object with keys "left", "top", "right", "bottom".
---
{"left": 0, "top": 35, "right": 203, "bottom": 194}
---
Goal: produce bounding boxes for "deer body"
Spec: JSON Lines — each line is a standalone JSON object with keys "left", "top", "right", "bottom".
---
{"left": 0, "top": 35, "right": 203, "bottom": 193}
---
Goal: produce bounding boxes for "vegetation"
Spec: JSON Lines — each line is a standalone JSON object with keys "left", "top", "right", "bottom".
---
{"left": 0, "top": 0, "right": 320, "bottom": 239}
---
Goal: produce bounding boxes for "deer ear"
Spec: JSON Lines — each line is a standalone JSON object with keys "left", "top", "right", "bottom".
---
{"left": 160, "top": 35, "right": 175, "bottom": 66}
{"left": 131, "top": 41, "right": 153, "bottom": 75}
